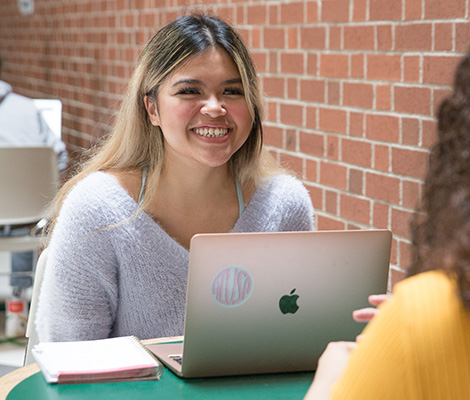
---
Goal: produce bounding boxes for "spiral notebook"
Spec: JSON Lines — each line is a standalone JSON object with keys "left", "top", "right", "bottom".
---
{"left": 32, "top": 336, "right": 163, "bottom": 384}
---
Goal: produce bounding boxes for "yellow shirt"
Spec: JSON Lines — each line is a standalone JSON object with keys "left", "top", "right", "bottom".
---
{"left": 331, "top": 270, "right": 470, "bottom": 400}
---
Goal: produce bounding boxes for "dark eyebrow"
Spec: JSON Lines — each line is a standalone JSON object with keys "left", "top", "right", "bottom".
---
{"left": 172, "top": 78, "right": 243, "bottom": 87}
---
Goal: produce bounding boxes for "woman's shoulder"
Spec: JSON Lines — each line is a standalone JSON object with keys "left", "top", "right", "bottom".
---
{"left": 258, "top": 173, "right": 312, "bottom": 207}
{"left": 61, "top": 171, "right": 137, "bottom": 222}
{"left": 262, "top": 173, "right": 309, "bottom": 193}
{"left": 390, "top": 270, "right": 463, "bottom": 325}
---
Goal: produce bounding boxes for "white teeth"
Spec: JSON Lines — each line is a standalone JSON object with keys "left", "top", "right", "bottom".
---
{"left": 194, "top": 127, "right": 229, "bottom": 138}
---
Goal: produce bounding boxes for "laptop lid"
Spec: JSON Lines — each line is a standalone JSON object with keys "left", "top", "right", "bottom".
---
{"left": 148, "top": 229, "right": 392, "bottom": 378}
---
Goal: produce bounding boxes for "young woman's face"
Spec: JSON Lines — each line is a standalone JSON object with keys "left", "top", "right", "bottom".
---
{"left": 145, "top": 47, "right": 253, "bottom": 170}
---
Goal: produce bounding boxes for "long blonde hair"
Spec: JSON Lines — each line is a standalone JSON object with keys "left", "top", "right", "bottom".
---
{"left": 48, "top": 13, "right": 282, "bottom": 234}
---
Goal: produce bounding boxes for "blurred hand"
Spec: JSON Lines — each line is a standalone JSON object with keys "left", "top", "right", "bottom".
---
{"left": 353, "top": 294, "right": 389, "bottom": 341}
{"left": 304, "top": 341, "right": 357, "bottom": 400}
{"left": 353, "top": 294, "right": 389, "bottom": 322}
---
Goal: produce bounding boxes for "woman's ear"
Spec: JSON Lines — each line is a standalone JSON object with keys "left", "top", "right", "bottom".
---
{"left": 144, "top": 96, "right": 160, "bottom": 126}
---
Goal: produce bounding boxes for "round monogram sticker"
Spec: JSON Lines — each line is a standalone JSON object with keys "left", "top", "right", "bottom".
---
{"left": 212, "top": 266, "right": 254, "bottom": 307}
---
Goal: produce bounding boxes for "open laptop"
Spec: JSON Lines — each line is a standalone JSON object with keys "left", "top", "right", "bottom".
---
{"left": 147, "top": 229, "right": 392, "bottom": 378}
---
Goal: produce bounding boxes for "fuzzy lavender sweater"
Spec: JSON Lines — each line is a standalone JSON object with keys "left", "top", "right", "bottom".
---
{"left": 36, "top": 172, "right": 315, "bottom": 341}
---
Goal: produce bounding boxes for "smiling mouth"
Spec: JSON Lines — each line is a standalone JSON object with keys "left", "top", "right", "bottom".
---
{"left": 193, "top": 127, "right": 229, "bottom": 138}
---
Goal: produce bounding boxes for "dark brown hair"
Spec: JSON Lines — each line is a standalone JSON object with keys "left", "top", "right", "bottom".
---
{"left": 408, "top": 52, "right": 470, "bottom": 311}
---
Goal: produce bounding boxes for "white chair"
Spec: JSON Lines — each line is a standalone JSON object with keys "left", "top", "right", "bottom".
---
{"left": 24, "top": 247, "right": 48, "bottom": 365}
{"left": 0, "top": 146, "right": 59, "bottom": 253}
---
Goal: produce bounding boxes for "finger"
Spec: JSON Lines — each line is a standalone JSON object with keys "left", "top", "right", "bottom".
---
{"left": 368, "top": 294, "right": 390, "bottom": 306}
{"left": 353, "top": 307, "right": 379, "bottom": 322}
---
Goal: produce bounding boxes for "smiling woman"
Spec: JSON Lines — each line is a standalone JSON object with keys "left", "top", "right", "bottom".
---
{"left": 35, "top": 13, "right": 315, "bottom": 343}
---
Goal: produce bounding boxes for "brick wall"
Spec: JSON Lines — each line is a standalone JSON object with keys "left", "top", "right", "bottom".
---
{"left": 1, "top": 0, "right": 469, "bottom": 287}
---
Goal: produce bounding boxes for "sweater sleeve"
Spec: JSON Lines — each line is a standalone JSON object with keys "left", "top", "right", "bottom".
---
{"left": 36, "top": 174, "right": 123, "bottom": 342}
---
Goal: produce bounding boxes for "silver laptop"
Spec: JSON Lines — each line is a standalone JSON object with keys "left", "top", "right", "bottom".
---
{"left": 147, "top": 229, "right": 392, "bottom": 378}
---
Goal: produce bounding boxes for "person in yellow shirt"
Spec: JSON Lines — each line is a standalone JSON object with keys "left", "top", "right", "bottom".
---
{"left": 305, "top": 52, "right": 470, "bottom": 400}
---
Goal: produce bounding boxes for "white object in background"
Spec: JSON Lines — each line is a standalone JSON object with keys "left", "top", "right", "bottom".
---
{"left": 33, "top": 99, "right": 62, "bottom": 139}
{"left": 18, "top": 0, "right": 34, "bottom": 15}
{"left": 5, "top": 294, "right": 28, "bottom": 338}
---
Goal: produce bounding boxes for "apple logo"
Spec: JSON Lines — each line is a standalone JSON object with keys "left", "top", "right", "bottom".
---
{"left": 279, "top": 288, "right": 300, "bottom": 314}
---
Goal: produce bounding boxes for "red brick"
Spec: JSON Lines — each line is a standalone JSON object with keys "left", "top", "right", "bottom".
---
{"left": 351, "top": 54, "right": 365, "bottom": 78}
{"left": 317, "top": 216, "right": 345, "bottom": 231}
{"left": 251, "top": 51, "right": 267, "bottom": 73}
{"left": 373, "top": 202, "right": 390, "bottom": 229}
{"left": 280, "top": 1, "right": 304, "bottom": 24}
{"left": 268, "top": 4, "right": 280, "bottom": 24}
{"left": 305, "top": 160, "right": 319, "bottom": 184}
{"left": 326, "top": 190, "right": 338, "bottom": 214}
{"left": 286, "top": 129, "right": 296, "bottom": 151}
{"left": 287, "top": 27, "right": 299, "bottom": 49}
{"left": 300, "top": 79, "right": 325, "bottom": 103}
{"left": 287, "top": 78, "right": 298, "bottom": 100}
{"left": 307, "top": 2, "right": 319, "bottom": 23}
{"left": 370, "top": 0, "right": 402, "bottom": 20}
{"left": 367, "top": 54, "right": 401, "bottom": 81}
{"left": 280, "top": 153, "right": 303, "bottom": 177}
{"left": 307, "top": 53, "right": 318, "bottom": 76}
{"left": 320, "top": 54, "right": 349, "bottom": 78}
{"left": 402, "top": 180, "right": 421, "bottom": 209}
{"left": 433, "top": 88, "right": 452, "bottom": 116}
{"left": 392, "top": 208, "right": 413, "bottom": 239}
{"left": 422, "top": 119, "right": 438, "bottom": 149}
{"left": 349, "top": 112, "right": 365, "bottom": 137}
{"left": 403, "top": 56, "right": 420, "bottom": 83}
{"left": 395, "top": 23, "right": 432, "bottom": 51}
{"left": 327, "top": 135, "right": 339, "bottom": 160}
{"left": 422, "top": 56, "right": 460, "bottom": 85}
{"left": 366, "top": 172, "right": 400, "bottom": 203}
{"left": 251, "top": 28, "right": 262, "bottom": 48}
{"left": 320, "top": 161, "right": 348, "bottom": 190}
{"left": 366, "top": 114, "right": 400, "bottom": 143}
{"left": 266, "top": 100, "right": 278, "bottom": 121}
{"left": 264, "top": 126, "right": 283, "bottom": 148}
{"left": 319, "top": 107, "right": 347, "bottom": 134}
{"left": 455, "top": 22, "right": 470, "bottom": 52}
{"left": 424, "top": 0, "right": 466, "bottom": 19}
{"left": 306, "top": 106, "right": 317, "bottom": 129}
{"left": 343, "top": 25, "right": 375, "bottom": 50}
{"left": 280, "top": 103, "right": 303, "bottom": 126}
{"left": 263, "top": 76, "right": 284, "bottom": 98}
{"left": 340, "top": 194, "right": 371, "bottom": 225}
{"left": 377, "top": 25, "right": 393, "bottom": 51}
{"left": 349, "top": 168, "right": 364, "bottom": 194}
{"left": 391, "top": 147, "right": 428, "bottom": 179}
{"left": 321, "top": 0, "right": 350, "bottom": 22}
{"left": 299, "top": 131, "right": 324, "bottom": 157}
{"left": 394, "top": 86, "right": 431, "bottom": 116}
{"left": 264, "top": 27, "right": 285, "bottom": 49}
{"left": 376, "top": 84, "right": 392, "bottom": 111}
{"left": 402, "top": 117, "right": 420, "bottom": 146}
{"left": 327, "top": 81, "right": 340, "bottom": 105}
{"left": 342, "top": 138, "right": 372, "bottom": 168}
{"left": 434, "top": 23, "right": 454, "bottom": 51}
{"left": 281, "top": 52, "right": 304, "bottom": 74}
{"left": 343, "top": 82, "right": 373, "bottom": 109}
{"left": 329, "top": 26, "right": 342, "bottom": 50}
{"left": 268, "top": 51, "right": 279, "bottom": 74}
{"left": 352, "top": 0, "right": 368, "bottom": 21}
{"left": 300, "top": 27, "right": 326, "bottom": 49}
{"left": 404, "top": 0, "right": 422, "bottom": 19}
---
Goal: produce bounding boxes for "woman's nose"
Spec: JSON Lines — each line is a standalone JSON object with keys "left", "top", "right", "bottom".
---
{"left": 200, "top": 95, "right": 227, "bottom": 118}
